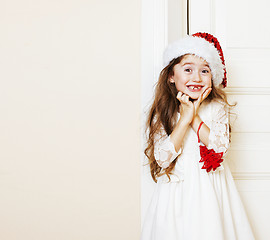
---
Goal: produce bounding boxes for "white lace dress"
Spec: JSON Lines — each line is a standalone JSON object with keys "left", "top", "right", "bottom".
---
{"left": 141, "top": 100, "right": 255, "bottom": 240}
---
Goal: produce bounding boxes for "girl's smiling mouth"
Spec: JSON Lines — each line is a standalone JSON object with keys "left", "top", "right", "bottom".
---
{"left": 186, "top": 85, "right": 204, "bottom": 92}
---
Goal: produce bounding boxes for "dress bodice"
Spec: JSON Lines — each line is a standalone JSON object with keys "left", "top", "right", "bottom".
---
{"left": 154, "top": 99, "right": 230, "bottom": 183}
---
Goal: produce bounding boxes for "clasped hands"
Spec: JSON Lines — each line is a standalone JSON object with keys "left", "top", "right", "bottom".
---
{"left": 176, "top": 87, "right": 212, "bottom": 125}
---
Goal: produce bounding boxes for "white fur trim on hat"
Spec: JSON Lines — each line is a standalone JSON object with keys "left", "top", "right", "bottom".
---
{"left": 163, "top": 35, "right": 225, "bottom": 87}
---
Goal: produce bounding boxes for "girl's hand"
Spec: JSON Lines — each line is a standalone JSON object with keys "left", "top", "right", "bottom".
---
{"left": 193, "top": 87, "right": 212, "bottom": 116}
{"left": 176, "top": 91, "right": 194, "bottom": 124}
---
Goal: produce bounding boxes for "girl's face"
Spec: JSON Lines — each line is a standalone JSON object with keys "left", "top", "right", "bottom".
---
{"left": 170, "top": 54, "right": 212, "bottom": 100}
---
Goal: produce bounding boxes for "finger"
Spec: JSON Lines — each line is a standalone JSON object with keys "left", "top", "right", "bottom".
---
{"left": 176, "top": 91, "right": 184, "bottom": 100}
{"left": 177, "top": 94, "right": 185, "bottom": 104}
{"left": 177, "top": 91, "right": 186, "bottom": 100}
{"left": 202, "top": 88, "right": 212, "bottom": 100}
{"left": 193, "top": 95, "right": 202, "bottom": 109}
{"left": 179, "top": 95, "right": 186, "bottom": 104}
{"left": 200, "top": 87, "right": 208, "bottom": 96}
{"left": 194, "top": 88, "right": 207, "bottom": 107}
{"left": 184, "top": 94, "right": 193, "bottom": 104}
{"left": 197, "top": 94, "right": 203, "bottom": 104}
{"left": 197, "top": 87, "right": 210, "bottom": 103}
{"left": 179, "top": 94, "right": 190, "bottom": 105}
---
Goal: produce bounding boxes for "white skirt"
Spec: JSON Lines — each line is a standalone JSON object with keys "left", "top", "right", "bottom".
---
{"left": 140, "top": 159, "right": 255, "bottom": 240}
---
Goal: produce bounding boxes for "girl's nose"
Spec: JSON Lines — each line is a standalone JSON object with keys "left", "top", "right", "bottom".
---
{"left": 193, "top": 72, "right": 202, "bottom": 82}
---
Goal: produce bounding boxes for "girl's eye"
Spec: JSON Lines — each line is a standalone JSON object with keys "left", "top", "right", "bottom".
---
{"left": 202, "top": 69, "right": 209, "bottom": 73}
{"left": 184, "top": 68, "right": 191, "bottom": 72}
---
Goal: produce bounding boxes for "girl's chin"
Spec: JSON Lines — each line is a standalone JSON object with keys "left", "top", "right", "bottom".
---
{"left": 185, "top": 92, "right": 200, "bottom": 100}
{"left": 189, "top": 96, "right": 198, "bottom": 102}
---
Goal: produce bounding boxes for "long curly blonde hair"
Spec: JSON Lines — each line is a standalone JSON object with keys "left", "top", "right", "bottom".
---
{"left": 144, "top": 54, "right": 236, "bottom": 183}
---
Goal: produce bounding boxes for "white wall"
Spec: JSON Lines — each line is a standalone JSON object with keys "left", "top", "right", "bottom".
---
{"left": 0, "top": 0, "right": 141, "bottom": 239}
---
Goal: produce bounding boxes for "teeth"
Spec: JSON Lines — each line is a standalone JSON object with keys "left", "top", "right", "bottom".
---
{"left": 188, "top": 86, "right": 202, "bottom": 90}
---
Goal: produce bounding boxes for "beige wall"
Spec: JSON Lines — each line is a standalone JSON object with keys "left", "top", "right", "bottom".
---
{"left": 0, "top": 0, "right": 141, "bottom": 239}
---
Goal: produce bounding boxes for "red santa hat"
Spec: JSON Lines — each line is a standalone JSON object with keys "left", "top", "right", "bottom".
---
{"left": 163, "top": 32, "right": 227, "bottom": 88}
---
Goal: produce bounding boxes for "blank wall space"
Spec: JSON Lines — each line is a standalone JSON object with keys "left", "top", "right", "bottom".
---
{"left": 0, "top": 1, "right": 141, "bottom": 239}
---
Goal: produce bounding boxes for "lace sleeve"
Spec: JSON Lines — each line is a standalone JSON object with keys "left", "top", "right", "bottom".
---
{"left": 199, "top": 101, "right": 230, "bottom": 173}
{"left": 154, "top": 126, "right": 182, "bottom": 169}
{"left": 208, "top": 101, "right": 230, "bottom": 157}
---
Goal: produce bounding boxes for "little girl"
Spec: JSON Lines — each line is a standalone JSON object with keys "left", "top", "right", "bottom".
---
{"left": 141, "top": 33, "right": 255, "bottom": 240}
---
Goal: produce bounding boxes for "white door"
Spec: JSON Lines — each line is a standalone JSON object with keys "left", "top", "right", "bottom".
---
{"left": 189, "top": 0, "right": 270, "bottom": 239}
{"left": 141, "top": 0, "right": 270, "bottom": 239}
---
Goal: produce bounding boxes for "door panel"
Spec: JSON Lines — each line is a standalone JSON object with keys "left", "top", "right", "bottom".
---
{"left": 190, "top": 0, "right": 270, "bottom": 238}
{"left": 142, "top": 1, "right": 270, "bottom": 238}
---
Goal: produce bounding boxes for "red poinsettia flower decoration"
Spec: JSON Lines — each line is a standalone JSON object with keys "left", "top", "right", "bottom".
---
{"left": 199, "top": 145, "right": 224, "bottom": 172}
